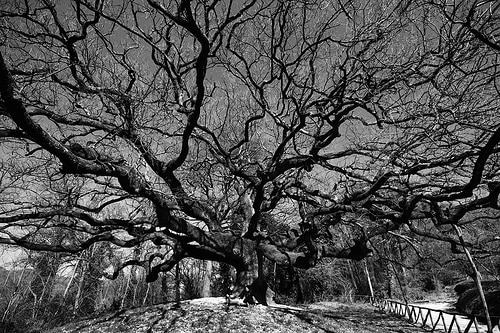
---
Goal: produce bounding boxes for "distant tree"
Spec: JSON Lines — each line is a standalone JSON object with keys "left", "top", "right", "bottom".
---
{"left": 0, "top": 0, "right": 499, "bottom": 305}
{"left": 25, "top": 250, "right": 62, "bottom": 319}
{"left": 0, "top": 260, "right": 31, "bottom": 333}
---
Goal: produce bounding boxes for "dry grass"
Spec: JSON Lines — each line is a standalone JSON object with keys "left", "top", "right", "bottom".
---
{"left": 46, "top": 298, "right": 429, "bottom": 333}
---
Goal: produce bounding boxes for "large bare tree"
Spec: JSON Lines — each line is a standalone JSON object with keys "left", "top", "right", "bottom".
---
{"left": 0, "top": 0, "right": 499, "bottom": 303}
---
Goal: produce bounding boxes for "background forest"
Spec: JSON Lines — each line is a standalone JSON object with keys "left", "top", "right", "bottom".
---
{"left": 2, "top": 226, "right": 500, "bottom": 333}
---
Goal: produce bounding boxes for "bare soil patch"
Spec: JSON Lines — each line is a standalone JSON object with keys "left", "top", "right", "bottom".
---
{"left": 46, "top": 298, "right": 429, "bottom": 333}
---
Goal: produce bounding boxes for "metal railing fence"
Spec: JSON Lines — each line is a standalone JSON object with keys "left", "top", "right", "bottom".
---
{"left": 379, "top": 299, "right": 499, "bottom": 333}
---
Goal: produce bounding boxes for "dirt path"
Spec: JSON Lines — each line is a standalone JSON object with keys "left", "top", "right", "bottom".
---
{"left": 300, "top": 302, "right": 430, "bottom": 333}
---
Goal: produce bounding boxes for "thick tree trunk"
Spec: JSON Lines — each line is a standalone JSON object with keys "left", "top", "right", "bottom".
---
{"left": 186, "top": 234, "right": 317, "bottom": 306}
{"left": 228, "top": 252, "right": 275, "bottom": 306}
{"left": 229, "top": 270, "right": 275, "bottom": 306}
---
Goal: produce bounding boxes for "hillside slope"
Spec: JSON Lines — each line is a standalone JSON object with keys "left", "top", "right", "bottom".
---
{"left": 45, "top": 298, "right": 429, "bottom": 333}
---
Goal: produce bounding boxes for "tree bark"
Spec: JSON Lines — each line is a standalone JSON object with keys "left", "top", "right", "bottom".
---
{"left": 227, "top": 253, "right": 275, "bottom": 305}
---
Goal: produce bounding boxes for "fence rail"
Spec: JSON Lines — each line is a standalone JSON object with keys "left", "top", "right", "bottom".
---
{"left": 377, "top": 299, "right": 499, "bottom": 333}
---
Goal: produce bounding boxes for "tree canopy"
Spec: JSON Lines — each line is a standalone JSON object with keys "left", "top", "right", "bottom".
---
{"left": 0, "top": 0, "right": 499, "bottom": 301}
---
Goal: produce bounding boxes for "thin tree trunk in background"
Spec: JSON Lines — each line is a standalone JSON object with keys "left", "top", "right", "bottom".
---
{"left": 33, "top": 273, "right": 53, "bottom": 319}
{"left": 348, "top": 261, "right": 358, "bottom": 292}
{"left": 28, "top": 285, "right": 37, "bottom": 319}
{"left": 131, "top": 267, "right": 138, "bottom": 307}
{"left": 61, "top": 258, "right": 80, "bottom": 307}
{"left": 201, "top": 260, "right": 212, "bottom": 298}
{"left": 101, "top": 280, "right": 111, "bottom": 308}
{"left": 73, "top": 262, "right": 86, "bottom": 315}
{"left": 364, "top": 259, "right": 374, "bottom": 299}
{"left": 121, "top": 270, "right": 132, "bottom": 310}
{"left": 3, "top": 267, "right": 29, "bottom": 323}
{"left": 295, "top": 272, "right": 304, "bottom": 304}
{"left": 1, "top": 297, "right": 14, "bottom": 324}
{"left": 130, "top": 246, "right": 141, "bottom": 307}
{"left": 453, "top": 225, "right": 493, "bottom": 333}
{"left": 142, "top": 283, "right": 150, "bottom": 306}
{"left": 384, "top": 241, "right": 397, "bottom": 299}
{"left": 74, "top": 246, "right": 94, "bottom": 315}
{"left": 175, "top": 263, "right": 181, "bottom": 307}
{"left": 273, "top": 263, "right": 277, "bottom": 289}
{"left": 397, "top": 239, "right": 408, "bottom": 286}
{"left": 1, "top": 294, "right": 13, "bottom": 324}
{"left": 1, "top": 268, "right": 26, "bottom": 323}
{"left": 132, "top": 280, "right": 138, "bottom": 307}
{"left": 386, "top": 260, "right": 393, "bottom": 299}
{"left": 2, "top": 268, "right": 11, "bottom": 289}
{"left": 391, "top": 261, "right": 408, "bottom": 304}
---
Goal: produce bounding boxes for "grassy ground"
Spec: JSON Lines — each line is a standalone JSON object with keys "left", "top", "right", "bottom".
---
{"left": 46, "top": 298, "right": 430, "bottom": 333}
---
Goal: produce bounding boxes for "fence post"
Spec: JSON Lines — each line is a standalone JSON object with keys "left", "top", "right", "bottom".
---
{"left": 421, "top": 308, "right": 431, "bottom": 328}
